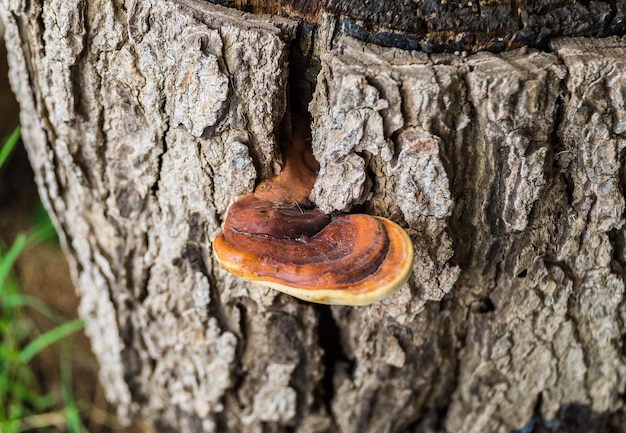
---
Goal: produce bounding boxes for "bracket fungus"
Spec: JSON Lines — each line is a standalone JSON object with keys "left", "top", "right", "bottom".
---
{"left": 213, "top": 115, "right": 414, "bottom": 306}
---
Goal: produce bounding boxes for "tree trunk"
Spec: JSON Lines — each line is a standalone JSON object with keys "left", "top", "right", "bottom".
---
{"left": 2, "top": 0, "right": 626, "bottom": 432}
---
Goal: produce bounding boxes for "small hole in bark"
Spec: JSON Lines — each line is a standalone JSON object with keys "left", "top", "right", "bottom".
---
{"left": 439, "top": 298, "right": 451, "bottom": 312}
{"left": 470, "top": 297, "right": 495, "bottom": 314}
{"left": 137, "top": 288, "right": 148, "bottom": 304}
{"left": 608, "top": 228, "right": 626, "bottom": 267}
{"left": 517, "top": 269, "right": 528, "bottom": 278}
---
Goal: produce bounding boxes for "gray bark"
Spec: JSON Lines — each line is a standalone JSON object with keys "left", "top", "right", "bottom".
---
{"left": 2, "top": 0, "right": 626, "bottom": 432}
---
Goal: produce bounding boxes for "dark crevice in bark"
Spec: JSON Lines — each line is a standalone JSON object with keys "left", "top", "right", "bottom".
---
{"left": 189, "top": 241, "right": 235, "bottom": 332}
{"left": 70, "top": 144, "right": 97, "bottom": 188}
{"left": 69, "top": 2, "right": 89, "bottom": 118}
{"left": 152, "top": 417, "right": 177, "bottom": 433}
{"left": 188, "top": 237, "right": 245, "bottom": 421}
{"left": 15, "top": 11, "right": 67, "bottom": 204}
{"left": 338, "top": 18, "right": 422, "bottom": 52}
{"left": 517, "top": 402, "right": 621, "bottom": 433}
{"left": 124, "top": 226, "right": 149, "bottom": 304}
{"left": 612, "top": 0, "right": 626, "bottom": 34}
{"left": 232, "top": 302, "right": 248, "bottom": 360}
{"left": 69, "top": 63, "right": 88, "bottom": 122}
{"left": 188, "top": 211, "right": 205, "bottom": 243}
{"left": 137, "top": 262, "right": 152, "bottom": 304}
{"left": 446, "top": 68, "right": 478, "bottom": 272}
{"left": 12, "top": 12, "right": 37, "bottom": 112}
{"left": 182, "top": 242, "right": 230, "bottom": 330}
{"left": 123, "top": 247, "right": 137, "bottom": 297}
{"left": 287, "top": 23, "right": 320, "bottom": 116}
{"left": 605, "top": 0, "right": 620, "bottom": 34}
{"left": 316, "top": 305, "right": 351, "bottom": 427}
{"left": 107, "top": 257, "right": 149, "bottom": 408}
{"left": 562, "top": 171, "right": 575, "bottom": 206}
{"left": 608, "top": 228, "right": 626, "bottom": 270}
{"left": 548, "top": 74, "right": 569, "bottom": 176}
{"left": 353, "top": 384, "right": 378, "bottom": 432}
{"left": 150, "top": 124, "right": 167, "bottom": 195}
{"left": 263, "top": 309, "right": 319, "bottom": 428}
{"left": 213, "top": 411, "right": 229, "bottom": 432}
{"left": 404, "top": 406, "right": 449, "bottom": 433}
{"left": 121, "top": 341, "right": 148, "bottom": 406}
{"left": 620, "top": 143, "right": 626, "bottom": 197}
{"left": 562, "top": 275, "right": 593, "bottom": 403}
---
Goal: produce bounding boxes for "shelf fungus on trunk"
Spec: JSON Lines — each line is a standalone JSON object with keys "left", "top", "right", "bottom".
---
{"left": 213, "top": 115, "right": 414, "bottom": 306}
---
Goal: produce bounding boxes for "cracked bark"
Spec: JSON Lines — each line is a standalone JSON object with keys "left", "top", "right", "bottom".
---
{"left": 2, "top": 0, "right": 626, "bottom": 432}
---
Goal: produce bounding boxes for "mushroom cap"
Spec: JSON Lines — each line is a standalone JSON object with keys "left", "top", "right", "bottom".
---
{"left": 213, "top": 113, "right": 414, "bottom": 305}
{"left": 213, "top": 210, "right": 414, "bottom": 306}
{"left": 226, "top": 194, "right": 330, "bottom": 239}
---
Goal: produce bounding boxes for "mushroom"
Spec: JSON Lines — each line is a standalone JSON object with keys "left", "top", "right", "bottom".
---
{"left": 213, "top": 114, "right": 414, "bottom": 305}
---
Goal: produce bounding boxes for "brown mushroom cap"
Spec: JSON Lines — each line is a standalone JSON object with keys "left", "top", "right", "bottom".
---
{"left": 212, "top": 114, "right": 414, "bottom": 305}
{"left": 213, "top": 203, "right": 413, "bottom": 305}
{"left": 226, "top": 194, "right": 330, "bottom": 239}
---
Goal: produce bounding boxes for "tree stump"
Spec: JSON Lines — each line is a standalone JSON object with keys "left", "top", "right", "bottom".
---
{"left": 2, "top": 0, "right": 626, "bottom": 432}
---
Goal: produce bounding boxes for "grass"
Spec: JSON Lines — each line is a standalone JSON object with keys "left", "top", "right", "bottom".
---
{"left": 0, "top": 126, "right": 87, "bottom": 433}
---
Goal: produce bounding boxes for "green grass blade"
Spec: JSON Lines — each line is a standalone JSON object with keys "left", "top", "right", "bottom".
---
{"left": 1, "top": 417, "right": 20, "bottom": 433}
{"left": 30, "top": 204, "right": 58, "bottom": 244}
{"left": 1, "top": 293, "right": 70, "bottom": 323}
{"left": 18, "top": 319, "right": 84, "bottom": 363}
{"left": 0, "top": 125, "right": 21, "bottom": 169}
{"left": 0, "top": 233, "right": 27, "bottom": 290}
{"left": 61, "top": 350, "right": 88, "bottom": 433}
{"left": 25, "top": 221, "right": 57, "bottom": 248}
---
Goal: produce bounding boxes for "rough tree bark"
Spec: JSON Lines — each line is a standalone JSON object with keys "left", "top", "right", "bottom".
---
{"left": 2, "top": 0, "right": 626, "bottom": 432}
